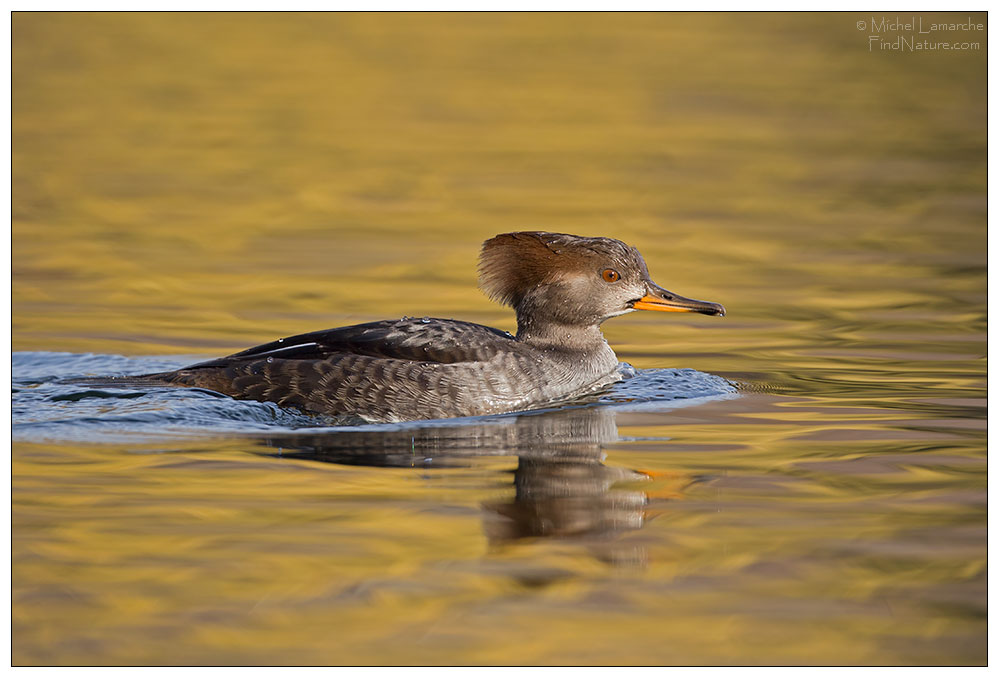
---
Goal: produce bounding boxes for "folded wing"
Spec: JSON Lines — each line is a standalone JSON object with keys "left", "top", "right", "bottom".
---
{"left": 150, "top": 318, "right": 520, "bottom": 419}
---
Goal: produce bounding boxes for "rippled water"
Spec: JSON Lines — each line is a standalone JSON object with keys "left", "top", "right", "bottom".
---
{"left": 12, "top": 12, "right": 985, "bottom": 666}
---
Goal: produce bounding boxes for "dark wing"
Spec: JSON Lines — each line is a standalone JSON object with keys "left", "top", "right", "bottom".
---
{"left": 146, "top": 318, "right": 521, "bottom": 419}
{"left": 183, "top": 317, "right": 515, "bottom": 368}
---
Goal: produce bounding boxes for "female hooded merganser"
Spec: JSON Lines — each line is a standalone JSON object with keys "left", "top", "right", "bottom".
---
{"left": 139, "top": 232, "right": 725, "bottom": 422}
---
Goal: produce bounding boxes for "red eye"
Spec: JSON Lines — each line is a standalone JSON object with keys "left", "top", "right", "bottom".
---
{"left": 602, "top": 268, "right": 620, "bottom": 283}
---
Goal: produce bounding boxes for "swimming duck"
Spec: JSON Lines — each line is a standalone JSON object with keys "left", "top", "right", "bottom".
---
{"left": 139, "top": 231, "right": 725, "bottom": 422}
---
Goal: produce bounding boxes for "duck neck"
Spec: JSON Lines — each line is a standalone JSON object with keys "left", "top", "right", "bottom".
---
{"left": 514, "top": 312, "right": 609, "bottom": 355}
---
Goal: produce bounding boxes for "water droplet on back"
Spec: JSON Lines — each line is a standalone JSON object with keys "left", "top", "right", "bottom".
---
{"left": 420, "top": 317, "right": 430, "bottom": 323}
{"left": 266, "top": 357, "right": 274, "bottom": 363}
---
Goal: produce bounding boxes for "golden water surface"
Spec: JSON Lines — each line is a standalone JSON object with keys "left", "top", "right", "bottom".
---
{"left": 12, "top": 12, "right": 986, "bottom": 665}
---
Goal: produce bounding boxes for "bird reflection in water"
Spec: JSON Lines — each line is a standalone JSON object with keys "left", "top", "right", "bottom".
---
{"left": 260, "top": 404, "right": 699, "bottom": 562}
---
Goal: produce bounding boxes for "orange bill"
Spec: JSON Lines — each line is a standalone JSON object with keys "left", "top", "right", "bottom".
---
{"left": 632, "top": 289, "right": 726, "bottom": 316}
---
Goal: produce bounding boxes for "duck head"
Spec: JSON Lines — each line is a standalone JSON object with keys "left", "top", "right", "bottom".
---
{"left": 478, "top": 231, "right": 725, "bottom": 334}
